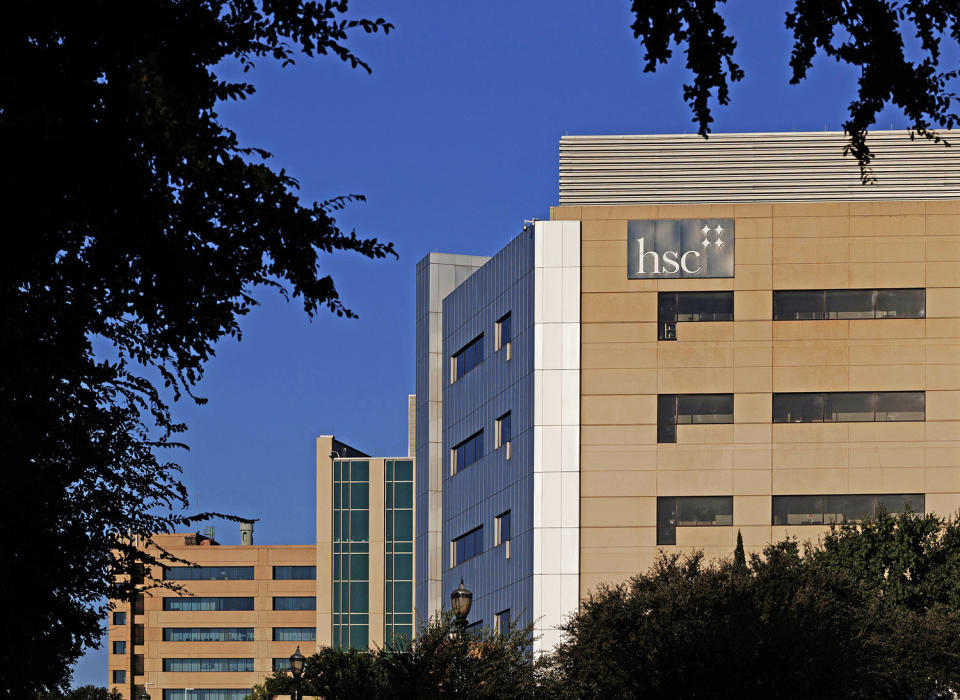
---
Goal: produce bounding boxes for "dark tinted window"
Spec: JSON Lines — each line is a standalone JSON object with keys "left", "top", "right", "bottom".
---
{"left": 877, "top": 392, "right": 925, "bottom": 421}
{"left": 774, "top": 392, "right": 924, "bottom": 423}
{"left": 773, "top": 494, "right": 924, "bottom": 525}
{"left": 452, "top": 431, "right": 484, "bottom": 473}
{"left": 498, "top": 511, "right": 511, "bottom": 544}
{"left": 112, "top": 641, "right": 126, "bottom": 654}
{"left": 497, "top": 313, "right": 512, "bottom": 348}
{"left": 659, "top": 291, "right": 733, "bottom": 326}
{"left": 775, "top": 288, "right": 925, "bottom": 320}
{"left": 273, "top": 566, "right": 316, "bottom": 580}
{"left": 453, "top": 526, "right": 483, "bottom": 566}
{"left": 272, "top": 627, "right": 316, "bottom": 641}
{"left": 112, "top": 670, "right": 125, "bottom": 683}
{"left": 163, "top": 566, "right": 254, "bottom": 581}
{"left": 657, "top": 496, "right": 733, "bottom": 545}
{"left": 498, "top": 412, "right": 512, "bottom": 446}
{"left": 453, "top": 335, "right": 484, "bottom": 380}
{"left": 273, "top": 596, "right": 316, "bottom": 611}
{"left": 824, "top": 392, "right": 874, "bottom": 422}
{"left": 162, "top": 658, "right": 254, "bottom": 672}
{"left": 774, "top": 290, "right": 825, "bottom": 320}
{"left": 112, "top": 612, "right": 126, "bottom": 625}
{"left": 162, "top": 628, "right": 254, "bottom": 642}
{"left": 826, "top": 289, "right": 874, "bottom": 319}
{"left": 677, "top": 394, "right": 734, "bottom": 424}
{"left": 162, "top": 597, "right": 254, "bottom": 611}
{"left": 877, "top": 289, "right": 925, "bottom": 318}
{"left": 658, "top": 394, "right": 734, "bottom": 443}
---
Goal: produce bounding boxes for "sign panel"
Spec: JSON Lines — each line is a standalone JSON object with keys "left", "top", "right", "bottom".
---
{"left": 627, "top": 219, "right": 734, "bottom": 279}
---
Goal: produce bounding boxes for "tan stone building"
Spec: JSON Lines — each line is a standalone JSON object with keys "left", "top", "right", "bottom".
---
{"left": 109, "top": 426, "right": 414, "bottom": 700}
{"left": 415, "top": 131, "right": 960, "bottom": 652}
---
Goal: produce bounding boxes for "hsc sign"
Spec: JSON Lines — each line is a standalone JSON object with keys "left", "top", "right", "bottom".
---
{"left": 627, "top": 219, "right": 734, "bottom": 279}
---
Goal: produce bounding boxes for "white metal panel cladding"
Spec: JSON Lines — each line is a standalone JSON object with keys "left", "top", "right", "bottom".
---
{"left": 558, "top": 131, "right": 960, "bottom": 205}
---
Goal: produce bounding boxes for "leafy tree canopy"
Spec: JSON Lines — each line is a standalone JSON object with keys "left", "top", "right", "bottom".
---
{"left": 629, "top": 0, "right": 960, "bottom": 175}
{"left": 249, "top": 613, "right": 549, "bottom": 700}
{"left": 0, "top": 1, "right": 393, "bottom": 696}
{"left": 551, "top": 512, "right": 960, "bottom": 699}
{"left": 37, "top": 686, "right": 122, "bottom": 700}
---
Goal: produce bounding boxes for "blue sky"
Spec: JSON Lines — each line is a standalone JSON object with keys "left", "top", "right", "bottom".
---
{"left": 73, "top": 0, "right": 917, "bottom": 685}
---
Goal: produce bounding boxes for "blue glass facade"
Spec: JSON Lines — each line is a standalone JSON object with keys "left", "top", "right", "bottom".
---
{"left": 385, "top": 458, "right": 414, "bottom": 644}
{"left": 332, "top": 459, "right": 370, "bottom": 649}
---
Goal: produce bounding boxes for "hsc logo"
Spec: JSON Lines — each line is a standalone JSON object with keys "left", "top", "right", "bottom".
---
{"left": 627, "top": 219, "right": 735, "bottom": 279}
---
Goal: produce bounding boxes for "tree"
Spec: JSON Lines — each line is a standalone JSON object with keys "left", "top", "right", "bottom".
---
{"left": 551, "top": 534, "right": 960, "bottom": 699}
{"left": 629, "top": 1, "right": 960, "bottom": 176}
{"left": 37, "top": 686, "right": 122, "bottom": 700}
{"left": 249, "top": 614, "right": 548, "bottom": 699}
{"left": 0, "top": 2, "right": 394, "bottom": 695}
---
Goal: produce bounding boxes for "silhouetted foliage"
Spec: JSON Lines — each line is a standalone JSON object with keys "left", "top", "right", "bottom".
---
{"left": 629, "top": 0, "right": 959, "bottom": 177}
{"left": 37, "top": 686, "right": 122, "bottom": 700}
{"left": 0, "top": 1, "right": 393, "bottom": 696}
{"left": 249, "top": 613, "right": 548, "bottom": 699}
{"left": 552, "top": 514, "right": 960, "bottom": 699}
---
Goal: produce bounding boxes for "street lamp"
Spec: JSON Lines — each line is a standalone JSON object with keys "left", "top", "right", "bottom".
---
{"left": 137, "top": 691, "right": 150, "bottom": 700}
{"left": 451, "top": 579, "right": 473, "bottom": 630}
{"left": 289, "top": 645, "right": 306, "bottom": 700}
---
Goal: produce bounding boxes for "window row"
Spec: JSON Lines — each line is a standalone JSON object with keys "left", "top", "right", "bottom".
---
{"left": 450, "top": 511, "right": 512, "bottom": 568}
{"left": 273, "top": 627, "right": 316, "bottom": 642}
{"left": 450, "top": 312, "right": 513, "bottom": 382}
{"left": 774, "top": 493, "right": 924, "bottom": 525}
{"left": 163, "top": 566, "right": 254, "bottom": 581}
{"left": 657, "top": 289, "right": 925, "bottom": 339}
{"left": 656, "top": 494, "right": 925, "bottom": 544}
{"left": 162, "top": 628, "right": 254, "bottom": 642}
{"left": 773, "top": 392, "right": 924, "bottom": 423}
{"left": 163, "top": 597, "right": 254, "bottom": 612}
{"left": 657, "top": 392, "right": 925, "bottom": 442}
{"left": 162, "top": 658, "right": 253, "bottom": 672}
{"left": 162, "top": 692, "right": 251, "bottom": 700}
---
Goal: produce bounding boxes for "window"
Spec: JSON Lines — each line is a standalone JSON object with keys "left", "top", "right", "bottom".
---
{"left": 658, "top": 291, "right": 733, "bottom": 340}
{"left": 162, "top": 628, "right": 254, "bottom": 642}
{"left": 451, "top": 526, "right": 484, "bottom": 567}
{"left": 162, "top": 597, "right": 254, "bottom": 611}
{"left": 466, "top": 620, "right": 483, "bottom": 632}
{"left": 273, "top": 627, "right": 317, "bottom": 642}
{"left": 112, "top": 612, "right": 126, "bottom": 626}
{"left": 657, "top": 394, "right": 734, "bottom": 443}
{"left": 162, "top": 658, "right": 254, "bottom": 673}
{"left": 163, "top": 692, "right": 252, "bottom": 700}
{"left": 163, "top": 566, "right": 254, "bottom": 581}
{"left": 451, "top": 431, "right": 484, "bottom": 475}
{"left": 273, "top": 596, "right": 316, "bottom": 611}
{"left": 773, "top": 288, "right": 925, "bottom": 320}
{"left": 452, "top": 335, "right": 484, "bottom": 382}
{"left": 495, "top": 511, "right": 512, "bottom": 558}
{"left": 773, "top": 494, "right": 924, "bottom": 525}
{"left": 112, "top": 641, "right": 126, "bottom": 654}
{"left": 657, "top": 496, "right": 733, "bottom": 545}
{"left": 273, "top": 658, "right": 291, "bottom": 671}
{"left": 333, "top": 459, "right": 370, "bottom": 651}
{"left": 773, "top": 392, "right": 925, "bottom": 423}
{"left": 385, "top": 459, "right": 414, "bottom": 647}
{"left": 495, "top": 610, "right": 511, "bottom": 634}
{"left": 496, "top": 412, "right": 512, "bottom": 459}
{"left": 111, "top": 670, "right": 125, "bottom": 684}
{"left": 272, "top": 566, "right": 316, "bottom": 580}
{"left": 496, "top": 313, "right": 512, "bottom": 359}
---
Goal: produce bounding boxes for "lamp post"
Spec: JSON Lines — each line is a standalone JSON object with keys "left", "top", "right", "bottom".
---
{"left": 289, "top": 645, "right": 306, "bottom": 700}
{"left": 137, "top": 690, "right": 150, "bottom": 700}
{"left": 450, "top": 579, "right": 473, "bottom": 631}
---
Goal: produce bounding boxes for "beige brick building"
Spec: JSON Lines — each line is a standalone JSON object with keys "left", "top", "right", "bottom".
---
{"left": 109, "top": 427, "right": 415, "bottom": 700}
